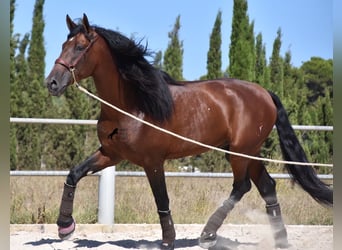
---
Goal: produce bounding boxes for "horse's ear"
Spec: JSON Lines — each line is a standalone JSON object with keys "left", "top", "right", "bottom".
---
{"left": 82, "top": 13, "right": 90, "bottom": 33}
{"left": 66, "top": 14, "right": 77, "bottom": 31}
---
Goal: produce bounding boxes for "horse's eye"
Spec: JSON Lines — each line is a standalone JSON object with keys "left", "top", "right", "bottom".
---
{"left": 76, "top": 45, "right": 85, "bottom": 51}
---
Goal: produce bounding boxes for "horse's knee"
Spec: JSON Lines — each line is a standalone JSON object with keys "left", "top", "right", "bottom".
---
{"left": 66, "top": 165, "right": 88, "bottom": 186}
{"left": 66, "top": 171, "right": 77, "bottom": 186}
{"left": 231, "top": 178, "right": 252, "bottom": 202}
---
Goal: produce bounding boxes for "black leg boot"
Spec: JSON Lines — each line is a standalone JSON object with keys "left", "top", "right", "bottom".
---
{"left": 199, "top": 198, "right": 235, "bottom": 249}
{"left": 159, "top": 210, "right": 176, "bottom": 250}
{"left": 57, "top": 183, "right": 76, "bottom": 239}
{"left": 266, "top": 203, "right": 289, "bottom": 248}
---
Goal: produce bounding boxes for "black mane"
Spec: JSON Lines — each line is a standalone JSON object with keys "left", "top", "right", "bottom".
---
{"left": 68, "top": 24, "right": 177, "bottom": 122}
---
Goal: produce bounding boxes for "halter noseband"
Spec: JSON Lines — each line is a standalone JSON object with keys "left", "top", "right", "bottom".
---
{"left": 55, "top": 34, "right": 98, "bottom": 73}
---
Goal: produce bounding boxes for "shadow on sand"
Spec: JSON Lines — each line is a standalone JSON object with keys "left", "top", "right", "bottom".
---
{"left": 25, "top": 235, "right": 257, "bottom": 249}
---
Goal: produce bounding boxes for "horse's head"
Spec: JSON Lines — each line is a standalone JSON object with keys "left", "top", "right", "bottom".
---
{"left": 45, "top": 14, "right": 98, "bottom": 96}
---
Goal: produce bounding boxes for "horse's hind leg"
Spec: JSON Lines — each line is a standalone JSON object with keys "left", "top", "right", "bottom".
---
{"left": 199, "top": 155, "right": 252, "bottom": 248}
{"left": 249, "top": 160, "right": 289, "bottom": 248}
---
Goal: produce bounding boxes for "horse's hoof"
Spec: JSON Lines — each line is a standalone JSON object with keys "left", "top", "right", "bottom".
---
{"left": 58, "top": 221, "right": 76, "bottom": 240}
{"left": 274, "top": 229, "right": 289, "bottom": 248}
{"left": 275, "top": 240, "right": 290, "bottom": 249}
{"left": 160, "top": 241, "right": 174, "bottom": 250}
{"left": 199, "top": 231, "right": 217, "bottom": 249}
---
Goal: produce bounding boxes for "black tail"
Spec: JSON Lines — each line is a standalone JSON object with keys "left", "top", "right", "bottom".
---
{"left": 268, "top": 91, "right": 333, "bottom": 207}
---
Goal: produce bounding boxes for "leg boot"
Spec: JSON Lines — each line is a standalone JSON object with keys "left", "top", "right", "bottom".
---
{"left": 199, "top": 198, "right": 235, "bottom": 249}
{"left": 57, "top": 183, "right": 76, "bottom": 240}
{"left": 159, "top": 210, "right": 176, "bottom": 250}
{"left": 266, "top": 203, "right": 289, "bottom": 248}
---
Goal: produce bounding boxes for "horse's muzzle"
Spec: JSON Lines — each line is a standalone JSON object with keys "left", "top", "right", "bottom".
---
{"left": 45, "top": 77, "right": 68, "bottom": 96}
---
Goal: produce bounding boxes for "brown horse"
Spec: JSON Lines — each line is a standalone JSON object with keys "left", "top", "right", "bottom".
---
{"left": 45, "top": 14, "right": 332, "bottom": 250}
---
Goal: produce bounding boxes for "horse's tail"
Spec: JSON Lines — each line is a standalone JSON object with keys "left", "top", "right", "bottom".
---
{"left": 268, "top": 91, "right": 333, "bottom": 207}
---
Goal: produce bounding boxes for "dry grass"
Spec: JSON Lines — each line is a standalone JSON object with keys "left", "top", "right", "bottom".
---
{"left": 10, "top": 175, "right": 332, "bottom": 225}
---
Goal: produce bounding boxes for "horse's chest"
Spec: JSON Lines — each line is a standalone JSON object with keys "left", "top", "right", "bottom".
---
{"left": 96, "top": 120, "right": 141, "bottom": 154}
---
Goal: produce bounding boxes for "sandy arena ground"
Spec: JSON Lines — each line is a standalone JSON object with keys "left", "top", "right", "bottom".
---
{"left": 10, "top": 224, "right": 333, "bottom": 250}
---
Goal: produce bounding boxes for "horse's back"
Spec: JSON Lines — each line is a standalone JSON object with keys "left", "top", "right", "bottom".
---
{"left": 173, "top": 78, "right": 275, "bottom": 116}
{"left": 169, "top": 78, "right": 277, "bottom": 153}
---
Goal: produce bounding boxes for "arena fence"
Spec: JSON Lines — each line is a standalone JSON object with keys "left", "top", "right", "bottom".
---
{"left": 10, "top": 117, "right": 333, "bottom": 224}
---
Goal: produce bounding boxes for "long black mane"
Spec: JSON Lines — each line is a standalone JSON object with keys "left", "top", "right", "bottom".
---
{"left": 68, "top": 24, "right": 176, "bottom": 122}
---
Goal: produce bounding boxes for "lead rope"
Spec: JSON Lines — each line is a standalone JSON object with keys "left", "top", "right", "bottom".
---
{"left": 71, "top": 70, "right": 333, "bottom": 168}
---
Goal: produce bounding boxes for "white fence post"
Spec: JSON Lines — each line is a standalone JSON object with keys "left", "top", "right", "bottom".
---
{"left": 98, "top": 166, "right": 116, "bottom": 224}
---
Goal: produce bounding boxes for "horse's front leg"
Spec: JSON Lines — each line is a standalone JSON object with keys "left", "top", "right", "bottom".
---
{"left": 57, "top": 147, "right": 118, "bottom": 240}
{"left": 145, "top": 166, "right": 176, "bottom": 250}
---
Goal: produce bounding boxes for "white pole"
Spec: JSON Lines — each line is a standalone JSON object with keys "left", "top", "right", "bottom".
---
{"left": 98, "top": 166, "right": 115, "bottom": 224}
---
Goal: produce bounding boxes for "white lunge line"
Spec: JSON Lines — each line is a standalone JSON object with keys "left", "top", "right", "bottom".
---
{"left": 73, "top": 79, "right": 333, "bottom": 168}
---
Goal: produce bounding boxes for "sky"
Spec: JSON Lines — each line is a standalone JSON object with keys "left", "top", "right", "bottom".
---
{"left": 12, "top": 0, "right": 332, "bottom": 80}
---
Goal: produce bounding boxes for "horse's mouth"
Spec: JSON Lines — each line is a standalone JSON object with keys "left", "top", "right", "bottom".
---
{"left": 47, "top": 82, "right": 68, "bottom": 97}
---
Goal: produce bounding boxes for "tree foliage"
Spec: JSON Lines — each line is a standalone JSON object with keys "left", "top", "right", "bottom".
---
{"left": 301, "top": 57, "right": 333, "bottom": 103}
{"left": 163, "top": 15, "right": 184, "bottom": 80}
{"left": 206, "top": 10, "right": 222, "bottom": 79}
{"left": 269, "top": 28, "right": 284, "bottom": 98}
{"left": 228, "top": 0, "right": 255, "bottom": 81}
{"left": 11, "top": 0, "right": 47, "bottom": 170}
{"left": 153, "top": 50, "right": 163, "bottom": 69}
{"left": 10, "top": 1, "right": 99, "bottom": 170}
{"left": 254, "top": 33, "right": 268, "bottom": 85}
{"left": 10, "top": 0, "right": 18, "bottom": 169}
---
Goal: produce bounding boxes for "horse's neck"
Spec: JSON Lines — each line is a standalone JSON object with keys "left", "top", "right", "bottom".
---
{"left": 92, "top": 62, "right": 133, "bottom": 120}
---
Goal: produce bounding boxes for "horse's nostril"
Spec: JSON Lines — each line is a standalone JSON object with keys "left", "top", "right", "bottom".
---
{"left": 47, "top": 79, "right": 58, "bottom": 90}
{"left": 45, "top": 77, "right": 59, "bottom": 94}
{"left": 51, "top": 79, "right": 57, "bottom": 88}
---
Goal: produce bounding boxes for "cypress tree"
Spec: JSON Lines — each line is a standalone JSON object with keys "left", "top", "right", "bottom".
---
{"left": 206, "top": 10, "right": 222, "bottom": 79}
{"left": 12, "top": 34, "right": 34, "bottom": 170}
{"left": 262, "top": 29, "right": 285, "bottom": 167}
{"left": 200, "top": 10, "right": 232, "bottom": 172}
{"left": 283, "top": 51, "right": 292, "bottom": 87}
{"left": 10, "top": 0, "right": 17, "bottom": 62}
{"left": 28, "top": 0, "right": 45, "bottom": 80}
{"left": 27, "top": 0, "right": 46, "bottom": 113}
{"left": 163, "top": 15, "right": 183, "bottom": 80}
{"left": 247, "top": 20, "right": 255, "bottom": 81}
{"left": 153, "top": 51, "right": 163, "bottom": 69}
{"left": 254, "top": 32, "right": 267, "bottom": 86}
{"left": 18, "top": 0, "right": 46, "bottom": 169}
{"left": 10, "top": 0, "right": 18, "bottom": 169}
{"left": 11, "top": 0, "right": 33, "bottom": 120}
{"left": 269, "top": 28, "right": 284, "bottom": 98}
{"left": 10, "top": 0, "right": 20, "bottom": 112}
{"left": 228, "top": 0, "right": 255, "bottom": 81}
{"left": 282, "top": 50, "right": 299, "bottom": 124}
